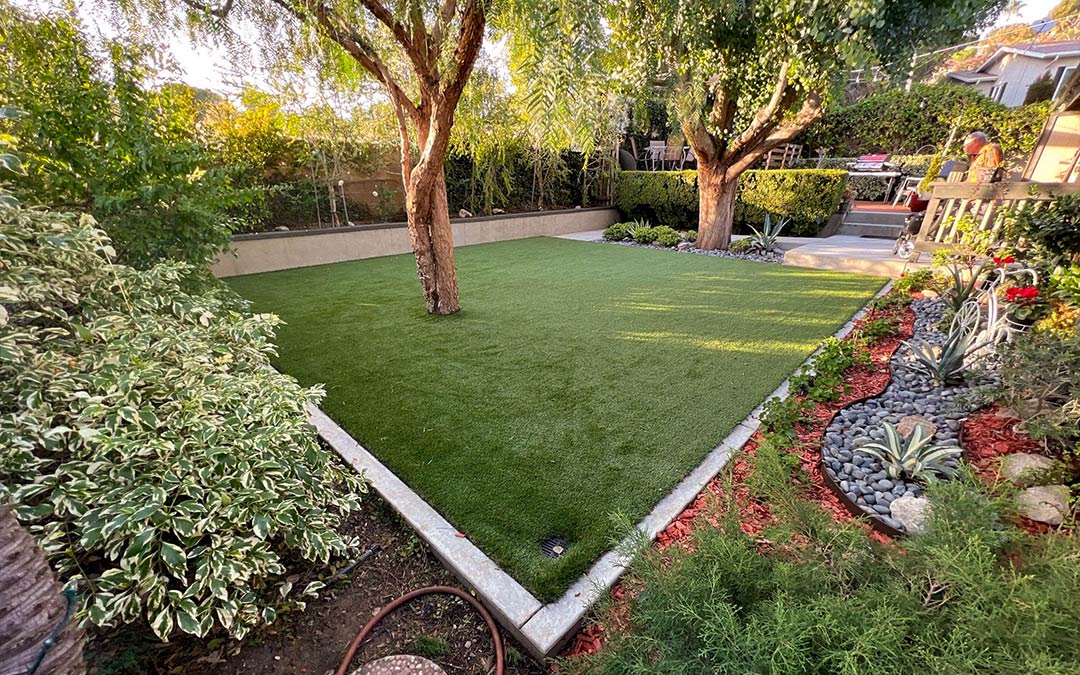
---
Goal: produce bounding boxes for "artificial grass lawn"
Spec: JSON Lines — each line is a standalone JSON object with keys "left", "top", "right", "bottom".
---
{"left": 227, "top": 237, "right": 885, "bottom": 600}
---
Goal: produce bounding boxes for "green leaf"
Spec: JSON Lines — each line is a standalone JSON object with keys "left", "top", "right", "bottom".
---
{"left": 160, "top": 542, "right": 187, "bottom": 574}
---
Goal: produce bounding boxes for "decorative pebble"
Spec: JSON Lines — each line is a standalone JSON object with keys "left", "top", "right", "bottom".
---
{"left": 819, "top": 297, "right": 999, "bottom": 526}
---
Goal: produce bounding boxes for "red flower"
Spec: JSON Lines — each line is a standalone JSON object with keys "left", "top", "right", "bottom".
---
{"left": 993, "top": 255, "right": 1016, "bottom": 267}
{"left": 1004, "top": 286, "right": 1039, "bottom": 304}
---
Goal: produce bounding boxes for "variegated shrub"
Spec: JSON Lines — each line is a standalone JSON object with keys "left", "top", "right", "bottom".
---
{"left": 0, "top": 207, "right": 366, "bottom": 640}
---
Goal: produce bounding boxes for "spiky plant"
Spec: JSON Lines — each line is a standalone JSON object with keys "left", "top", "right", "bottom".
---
{"left": 941, "top": 261, "right": 989, "bottom": 312}
{"left": 858, "top": 423, "right": 961, "bottom": 482}
{"left": 746, "top": 214, "right": 788, "bottom": 254}
{"left": 904, "top": 311, "right": 995, "bottom": 385}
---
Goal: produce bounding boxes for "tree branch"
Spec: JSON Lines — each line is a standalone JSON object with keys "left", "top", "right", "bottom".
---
{"left": 726, "top": 61, "right": 793, "bottom": 160}
{"left": 430, "top": 0, "right": 458, "bottom": 57}
{"left": 273, "top": 0, "right": 421, "bottom": 124}
{"left": 179, "top": 0, "right": 235, "bottom": 18}
{"left": 441, "top": 0, "right": 485, "bottom": 107}
{"left": 357, "top": 0, "right": 435, "bottom": 86}
{"left": 726, "top": 91, "right": 824, "bottom": 176}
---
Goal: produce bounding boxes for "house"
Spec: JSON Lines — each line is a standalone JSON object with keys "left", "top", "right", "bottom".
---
{"left": 1024, "top": 66, "right": 1080, "bottom": 182}
{"left": 946, "top": 39, "right": 1080, "bottom": 107}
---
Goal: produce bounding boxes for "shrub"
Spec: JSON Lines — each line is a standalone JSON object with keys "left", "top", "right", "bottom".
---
{"left": 997, "top": 331, "right": 1080, "bottom": 466}
{"left": 0, "top": 207, "right": 365, "bottom": 641}
{"left": 614, "top": 169, "right": 847, "bottom": 236}
{"left": 683, "top": 229, "right": 697, "bottom": 242}
{"left": 0, "top": 8, "right": 261, "bottom": 268}
{"left": 802, "top": 83, "right": 1050, "bottom": 158}
{"left": 602, "top": 222, "right": 630, "bottom": 241}
{"left": 1010, "top": 193, "right": 1080, "bottom": 264}
{"left": 652, "top": 225, "right": 681, "bottom": 247}
{"left": 729, "top": 237, "right": 755, "bottom": 253}
{"left": 790, "top": 337, "right": 869, "bottom": 402}
{"left": 893, "top": 269, "right": 934, "bottom": 294}
{"left": 632, "top": 224, "right": 658, "bottom": 244}
{"left": 857, "top": 316, "right": 900, "bottom": 342}
{"left": 568, "top": 450, "right": 1080, "bottom": 674}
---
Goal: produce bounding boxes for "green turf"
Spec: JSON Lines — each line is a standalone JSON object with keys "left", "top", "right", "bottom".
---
{"left": 226, "top": 237, "right": 885, "bottom": 600}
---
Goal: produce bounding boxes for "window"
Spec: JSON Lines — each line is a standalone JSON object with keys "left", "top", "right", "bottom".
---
{"left": 989, "top": 82, "right": 1007, "bottom": 103}
{"left": 1053, "top": 66, "right": 1077, "bottom": 100}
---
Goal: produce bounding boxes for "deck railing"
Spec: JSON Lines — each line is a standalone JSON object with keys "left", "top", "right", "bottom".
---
{"left": 915, "top": 181, "right": 1080, "bottom": 251}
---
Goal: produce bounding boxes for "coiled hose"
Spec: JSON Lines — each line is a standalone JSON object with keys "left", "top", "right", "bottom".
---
{"left": 335, "top": 586, "right": 504, "bottom": 675}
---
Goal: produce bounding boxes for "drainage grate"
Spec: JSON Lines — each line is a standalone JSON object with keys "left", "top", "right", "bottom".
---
{"left": 540, "top": 536, "right": 568, "bottom": 559}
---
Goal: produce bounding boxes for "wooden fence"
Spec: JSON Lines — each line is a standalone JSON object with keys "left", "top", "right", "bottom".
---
{"left": 915, "top": 181, "right": 1080, "bottom": 251}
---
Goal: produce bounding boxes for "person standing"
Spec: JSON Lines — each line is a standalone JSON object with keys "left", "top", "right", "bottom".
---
{"left": 963, "top": 131, "right": 1004, "bottom": 182}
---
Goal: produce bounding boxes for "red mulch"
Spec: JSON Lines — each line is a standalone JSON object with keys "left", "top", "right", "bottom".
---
{"left": 961, "top": 406, "right": 1071, "bottom": 536}
{"left": 560, "top": 297, "right": 920, "bottom": 664}
{"left": 962, "top": 406, "right": 1041, "bottom": 480}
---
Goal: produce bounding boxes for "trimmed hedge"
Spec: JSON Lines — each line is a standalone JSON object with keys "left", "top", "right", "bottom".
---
{"left": 614, "top": 169, "right": 848, "bottom": 237}
{"left": 791, "top": 154, "right": 938, "bottom": 201}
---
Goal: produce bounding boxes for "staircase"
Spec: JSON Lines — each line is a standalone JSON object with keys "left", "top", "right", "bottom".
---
{"left": 838, "top": 207, "right": 907, "bottom": 240}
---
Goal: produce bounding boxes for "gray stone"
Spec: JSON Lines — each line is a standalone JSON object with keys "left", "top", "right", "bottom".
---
{"left": 872, "top": 504, "right": 892, "bottom": 515}
{"left": 1016, "top": 485, "right": 1072, "bottom": 526}
{"left": 1000, "top": 453, "right": 1055, "bottom": 484}
{"left": 356, "top": 655, "right": 446, "bottom": 675}
{"left": 677, "top": 241, "right": 693, "bottom": 251}
{"left": 880, "top": 516, "right": 903, "bottom": 530}
{"left": 891, "top": 495, "right": 931, "bottom": 534}
{"left": 878, "top": 479, "right": 894, "bottom": 490}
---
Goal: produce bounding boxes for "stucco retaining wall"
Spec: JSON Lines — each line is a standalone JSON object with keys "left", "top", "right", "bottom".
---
{"left": 212, "top": 207, "right": 619, "bottom": 277}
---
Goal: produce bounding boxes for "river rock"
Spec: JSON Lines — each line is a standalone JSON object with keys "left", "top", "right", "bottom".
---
{"left": 890, "top": 494, "right": 931, "bottom": 534}
{"left": 1000, "top": 453, "right": 1055, "bottom": 484}
{"left": 1016, "top": 485, "right": 1072, "bottom": 525}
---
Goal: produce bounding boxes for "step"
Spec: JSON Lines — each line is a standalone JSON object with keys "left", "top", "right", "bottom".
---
{"left": 837, "top": 223, "right": 904, "bottom": 239}
{"left": 781, "top": 236, "right": 928, "bottom": 279}
{"left": 843, "top": 210, "right": 908, "bottom": 226}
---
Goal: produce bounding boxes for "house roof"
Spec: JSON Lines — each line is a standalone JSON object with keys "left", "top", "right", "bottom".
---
{"left": 946, "top": 69, "right": 998, "bottom": 84}
{"left": 976, "top": 40, "right": 1080, "bottom": 72}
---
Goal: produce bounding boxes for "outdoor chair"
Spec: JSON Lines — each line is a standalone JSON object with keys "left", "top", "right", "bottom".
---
{"left": 663, "top": 142, "right": 684, "bottom": 170}
{"left": 891, "top": 159, "right": 957, "bottom": 206}
{"left": 643, "top": 140, "right": 665, "bottom": 170}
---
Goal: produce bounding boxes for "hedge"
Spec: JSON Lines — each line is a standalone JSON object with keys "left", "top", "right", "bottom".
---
{"left": 790, "top": 154, "right": 939, "bottom": 201}
{"left": 614, "top": 169, "right": 848, "bottom": 236}
{"left": 801, "top": 83, "right": 1050, "bottom": 158}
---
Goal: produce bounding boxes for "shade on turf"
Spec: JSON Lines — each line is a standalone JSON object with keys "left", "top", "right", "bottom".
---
{"left": 227, "top": 237, "right": 885, "bottom": 600}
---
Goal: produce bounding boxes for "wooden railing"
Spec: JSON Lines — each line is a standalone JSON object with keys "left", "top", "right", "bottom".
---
{"left": 915, "top": 181, "right": 1080, "bottom": 251}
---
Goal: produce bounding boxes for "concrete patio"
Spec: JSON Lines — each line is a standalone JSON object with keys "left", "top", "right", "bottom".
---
{"left": 555, "top": 230, "right": 927, "bottom": 278}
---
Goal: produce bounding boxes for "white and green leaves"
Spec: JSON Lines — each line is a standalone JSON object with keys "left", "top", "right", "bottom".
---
{"left": 0, "top": 207, "right": 366, "bottom": 641}
{"left": 859, "top": 422, "right": 961, "bottom": 482}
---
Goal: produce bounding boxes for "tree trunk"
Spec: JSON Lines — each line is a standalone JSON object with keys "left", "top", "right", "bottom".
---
{"left": 696, "top": 161, "right": 739, "bottom": 250}
{"left": 406, "top": 149, "right": 460, "bottom": 315}
{"left": 0, "top": 506, "right": 86, "bottom": 675}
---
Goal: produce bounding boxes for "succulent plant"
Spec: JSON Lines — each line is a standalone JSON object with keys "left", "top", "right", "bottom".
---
{"left": 745, "top": 213, "right": 788, "bottom": 254}
{"left": 858, "top": 422, "right": 961, "bottom": 482}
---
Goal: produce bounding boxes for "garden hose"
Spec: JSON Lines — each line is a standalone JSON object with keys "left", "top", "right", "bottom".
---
{"left": 334, "top": 585, "right": 504, "bottom": 675}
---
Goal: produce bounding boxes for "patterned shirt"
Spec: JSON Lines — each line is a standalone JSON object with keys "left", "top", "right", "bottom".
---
{"left": 968, "top": 143, "right": 1004, "bottom": 182}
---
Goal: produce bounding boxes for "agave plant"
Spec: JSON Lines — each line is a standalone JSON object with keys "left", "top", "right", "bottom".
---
{"left": 746, "top": 214, "right": 788, "bottom": 253}
{"left": 905, "top": 301, "right": 996, "bottom": 384}
{"left": 625, "top": 217, "right": 651, "bottom": 239}
{"left": 858, "top": 423, "right": 961, "bottom": 482}
{"left": 941, "top": 261, "right": 990, "bottom": 312}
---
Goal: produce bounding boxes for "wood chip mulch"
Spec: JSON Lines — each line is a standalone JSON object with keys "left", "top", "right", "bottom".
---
{"left": 561, "top": 297, "right": 918, "bottom": 663}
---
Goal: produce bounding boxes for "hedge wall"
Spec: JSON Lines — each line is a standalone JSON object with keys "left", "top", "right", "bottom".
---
{"left": 801, "top": 83, "right": 1050, "bottom": 158}
{"left": 790, "top": 155, "right": 939, "bottom": 201}
{"left": 614, "top": 169, "right": 848, "bottom": 237}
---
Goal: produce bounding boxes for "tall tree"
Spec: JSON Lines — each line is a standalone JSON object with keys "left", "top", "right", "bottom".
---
{"left": 131, "top": 0, "right": 488, "bottom": 314}
{"left": 516, "top": 0, "right": 1007, "bottom": 250}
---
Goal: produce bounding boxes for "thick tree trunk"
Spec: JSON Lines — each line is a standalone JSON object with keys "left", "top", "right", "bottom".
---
{"left": 696, "top": 161, "right": 739, "bottom": 250}
{"left": 405, "top": 131, "right": 460, "bottom": 315}
{"left": 0, "top": 506, "right": 86, "bottom": 675}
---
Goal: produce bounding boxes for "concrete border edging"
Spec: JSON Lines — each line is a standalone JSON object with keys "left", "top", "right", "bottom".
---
{"left": 310, "top": 276, "right": 893, "bottom": 661}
